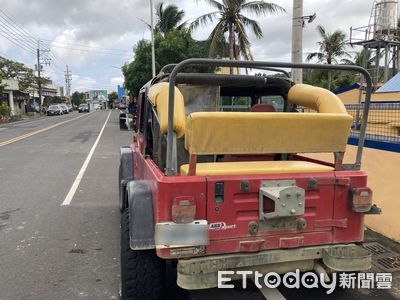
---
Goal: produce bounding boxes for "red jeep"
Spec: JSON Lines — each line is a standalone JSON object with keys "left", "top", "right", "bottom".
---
{"left": 119, "top": 59, "right": 379, "bottom": 299}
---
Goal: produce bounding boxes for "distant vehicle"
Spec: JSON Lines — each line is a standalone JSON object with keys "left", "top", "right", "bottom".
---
{"left": 119, "top": 103, "right": 135, "bottom": 130}
{"left": 78, "top": 103, "right": 89, "bottom": 113}
{"left": 67, "top": 104, "right": 73, "bottom": 112}
{"left": 46, "top": 105, "right": 63, "bottom": 116}
{"left": 30, "top": 102, "right": 40, "bottom": 113}
{"left": 59, "top": 104, "right": 69, "bottom": 114}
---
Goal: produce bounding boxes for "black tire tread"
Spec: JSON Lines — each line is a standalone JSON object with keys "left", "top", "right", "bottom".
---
{"left": 120, "top": 210, "right": 165, "bottom": 300}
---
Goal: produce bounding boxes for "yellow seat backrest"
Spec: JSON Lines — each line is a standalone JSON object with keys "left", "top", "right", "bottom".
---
{"left": 148, "top": 82, "right": 186, "bottom": 138}
{"left": 185, "top": 84, "right": 352, "bottom": 156}
{"left": 185, "top": 112, "right": 352, "bottom": 155}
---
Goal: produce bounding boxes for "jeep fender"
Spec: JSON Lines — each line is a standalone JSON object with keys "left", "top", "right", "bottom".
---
{"left": 119, "top": 146, "right": 133, "bottom": 210}
{"left": 120, "top": 146, "right": 133, "bottom": 183}
{"left": 126, "top": 180, "right": 155, "bottom": 249}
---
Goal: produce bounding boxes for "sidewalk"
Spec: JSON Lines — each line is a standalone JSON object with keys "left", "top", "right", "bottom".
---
{"left": 0, "top": 113, "right": 47, "bottom": 127}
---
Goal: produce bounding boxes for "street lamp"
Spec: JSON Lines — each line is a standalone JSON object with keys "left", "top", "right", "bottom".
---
{"left": 150, "top": 0, "right": 156, "bottom": 78}
{"left": 301, "top": 13, "right": 316, "bottom": 27}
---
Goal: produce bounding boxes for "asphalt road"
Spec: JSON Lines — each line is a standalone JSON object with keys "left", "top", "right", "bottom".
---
{"left": 0, "top": 110, "right": 399, "bottom": 300}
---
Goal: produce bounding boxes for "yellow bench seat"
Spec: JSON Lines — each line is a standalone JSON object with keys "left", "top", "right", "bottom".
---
{"left": 180, "top": 160, "right": 334, "bottom": 176}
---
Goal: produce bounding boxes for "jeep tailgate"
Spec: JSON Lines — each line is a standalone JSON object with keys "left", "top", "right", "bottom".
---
{"left": 205, "top": 172, "right": 337, "bottom": 254}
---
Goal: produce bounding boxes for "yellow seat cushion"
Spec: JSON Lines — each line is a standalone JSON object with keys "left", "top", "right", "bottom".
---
{"left": 180, "top": 160, "right": 334, "bottom": 176}
{"left": 148, "top": 82, "right": 186, "bottom": 138}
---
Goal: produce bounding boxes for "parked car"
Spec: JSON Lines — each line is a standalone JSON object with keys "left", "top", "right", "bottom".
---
{"left": 118, "top": 59, "right": 380, "bottom": 299}
{"left": 46, "top": 105, "right": 63, "bottom": 116}
{"left": 78, "top": 103, "right": 89, "bottom": 113}
{"left": 67, "top": 104, "right": 73, "bottom": 112}
{"left": 59, "top": 104, "right": 69, "bottom": 114}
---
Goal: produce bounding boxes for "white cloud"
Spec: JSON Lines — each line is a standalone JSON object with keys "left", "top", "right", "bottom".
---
{"left": 111, "top": 77, "right": 124, "bottom": 85}
{"left": 0, "top": 0, "right": 379, "bottom": 91}
{"left": 71, "top": 74, "right": 97, "bottom": 91}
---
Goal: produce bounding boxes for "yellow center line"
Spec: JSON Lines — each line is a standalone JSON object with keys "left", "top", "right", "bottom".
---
{"left": 0, "top": 112, "right": 94, "bottom": 148}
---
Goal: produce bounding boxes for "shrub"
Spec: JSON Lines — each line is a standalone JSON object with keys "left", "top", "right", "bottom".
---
{"left": 0, "top": 102, "right": 11, "bottom": 118}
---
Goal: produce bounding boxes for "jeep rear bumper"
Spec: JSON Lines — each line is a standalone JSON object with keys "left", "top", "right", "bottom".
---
{"left": 177, "top": 243, "right": 371, "bottom": 289}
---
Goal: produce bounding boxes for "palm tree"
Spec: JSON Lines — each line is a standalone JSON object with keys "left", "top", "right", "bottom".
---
{"left": 306, "top": 25, "right": 350, "bottom": 90}
{"left": 155, "top": 2, "right": 185, "bottom": 35}
{"left": 341, "top": 48, "right": 375, "bottom": 70}
{"left": 190, "top": 0, "right": 285, "bottom": 69}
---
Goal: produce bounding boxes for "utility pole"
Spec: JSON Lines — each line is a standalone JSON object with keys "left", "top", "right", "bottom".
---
{"left": 36, "top": 41, "right": 43, "bottom": 114}
{"left": 291, "top": 0, "right": 303, "bottom": 84}
{"left": 150, "top": 0, "right": 156, "bottom": 77}
{"left": 64, "top": 65, "right": 72, "bottom": 105}
{"left": 36, "top": 40, "right": 51, "bottom": 115}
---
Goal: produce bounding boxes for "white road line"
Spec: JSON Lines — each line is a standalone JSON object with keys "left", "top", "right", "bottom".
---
{"left": 252, "top": 279, "right": 286, "bottom": 300}
{"left": 62, "top": 111, "right": 111, "bottom": 206}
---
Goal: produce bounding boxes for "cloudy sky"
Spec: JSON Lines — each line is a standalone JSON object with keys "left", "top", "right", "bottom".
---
{"left": 0, "top": 0, "right": 376, "bottom": 92}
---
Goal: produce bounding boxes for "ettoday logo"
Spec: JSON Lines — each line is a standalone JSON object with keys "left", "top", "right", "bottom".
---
{"left": 218, "top": 269, "right": 337, "bottom": 294}
{"left": 218, "top": 270, "right": 393, "bottom": 294}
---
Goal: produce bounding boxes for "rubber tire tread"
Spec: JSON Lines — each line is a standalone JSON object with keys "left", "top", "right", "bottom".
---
{"left": 120, "top": 210, "right": 165, "bottom": 300}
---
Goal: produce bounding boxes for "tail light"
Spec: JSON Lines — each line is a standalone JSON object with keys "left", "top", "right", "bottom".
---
{"left": 172, "top": 196, "right": 196, "bottom": 223}
{"left": 349, "top": 187, "right": 373, "bottom": 213}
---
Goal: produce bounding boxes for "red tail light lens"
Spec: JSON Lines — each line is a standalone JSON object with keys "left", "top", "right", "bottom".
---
{"left": 350, "top": 187, "right": 373, "bottom": 213}
{"left": 172, "top": 196, "right": 196, "bottom": 224}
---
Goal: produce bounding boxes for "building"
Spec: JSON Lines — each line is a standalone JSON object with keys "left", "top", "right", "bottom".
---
{"left": 0, "top": 78, "right": 29, "bottom": 116}
{"left": 330, "top": 77, "right": 400, "bottom": 242}
{"left": 0, "top": 78, "right": 64, "bottom": 116}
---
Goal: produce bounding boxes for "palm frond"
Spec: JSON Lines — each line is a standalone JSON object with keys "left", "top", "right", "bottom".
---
{"left": 207, "top": 20, "right": 227, "bottom": 57}
{"left": 197, "top": 0, "right": 225, "bottom": 11}
{"left": 238, "top": 14, "right": 263, "bottom": 38}
{"left": 340, "top": 58, "right": 354, "bottom": 65}
{"left": 241, "top": 1, "right": 285, "bottom": 16}
{"left": 235, "top": 20, "right": 253, "bottom": 60}
{"left": 189, "top": 11, "right": 220, "bottom": 32}
{"left": 306, "top": 52, "right": 324, "bottom": 62}
{"left": 316, "top": 25, "right": 327, "bottom": 40}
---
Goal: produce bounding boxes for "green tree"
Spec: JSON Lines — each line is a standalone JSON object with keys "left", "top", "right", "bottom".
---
{"left": 123, "top": 30, "right": 210, "bottom": 95}
{"left": 108, "top": 91, "right": 118, "bottom": 101}
{"left": 341, "top": 47, "right": 379, "bottom": 75}
{"left": 0, "top": 56, "right": 48, "bottom": 93}
{"left": 190, "top": 0, "right": 284, "bottom": 66}
{"left": 155, "top": 2, "right": 185, "bottom": 35}
{"left": 71, "top": 91, "right": 85, "bottom": 106}
{"left": 0, "top": 73, "right": 4, "bottom": 95}
{"left": 306, "top": 25, "right": 350, "bottom": 90}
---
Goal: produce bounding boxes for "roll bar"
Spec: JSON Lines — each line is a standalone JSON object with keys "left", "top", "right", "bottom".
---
{"left": 159, "top": 64, "right": 290, "bottom": 78}
{"left": 165, "top": 58, "right": 372, "bottom": 176}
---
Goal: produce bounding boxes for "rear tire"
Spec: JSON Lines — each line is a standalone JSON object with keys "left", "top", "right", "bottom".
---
{"left": 120, "top": 210, "right": 165, "bottom": 300}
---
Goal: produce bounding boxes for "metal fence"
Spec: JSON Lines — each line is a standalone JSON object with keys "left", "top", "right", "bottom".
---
{"left": 345, "top": 103, "right": 400, "bottom": 144}
{"left": 212, "top": 102, "right": 400, "bottom": 147}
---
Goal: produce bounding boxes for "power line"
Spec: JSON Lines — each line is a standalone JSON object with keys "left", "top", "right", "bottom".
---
{"left": 0, "top": 8, "right": 38, "bottom": 44}
{"left": 0, "top": 25, "right": 36, "bottom": 52}
{"left": 41, "top": 39, "right": 129, "bottom": 52}
{"left": 45, "top": 44, "right": 128, "bottom": 56}
{"left": 0, "top": 17, "right": 37, "bottom": 51}
{"left": 0, "top": 31, "right": 36, "bottom": 54}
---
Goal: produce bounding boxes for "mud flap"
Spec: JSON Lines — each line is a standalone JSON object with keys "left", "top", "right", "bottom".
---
{"left": 126, "top": 180, "right": 155, "bottom": 249}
